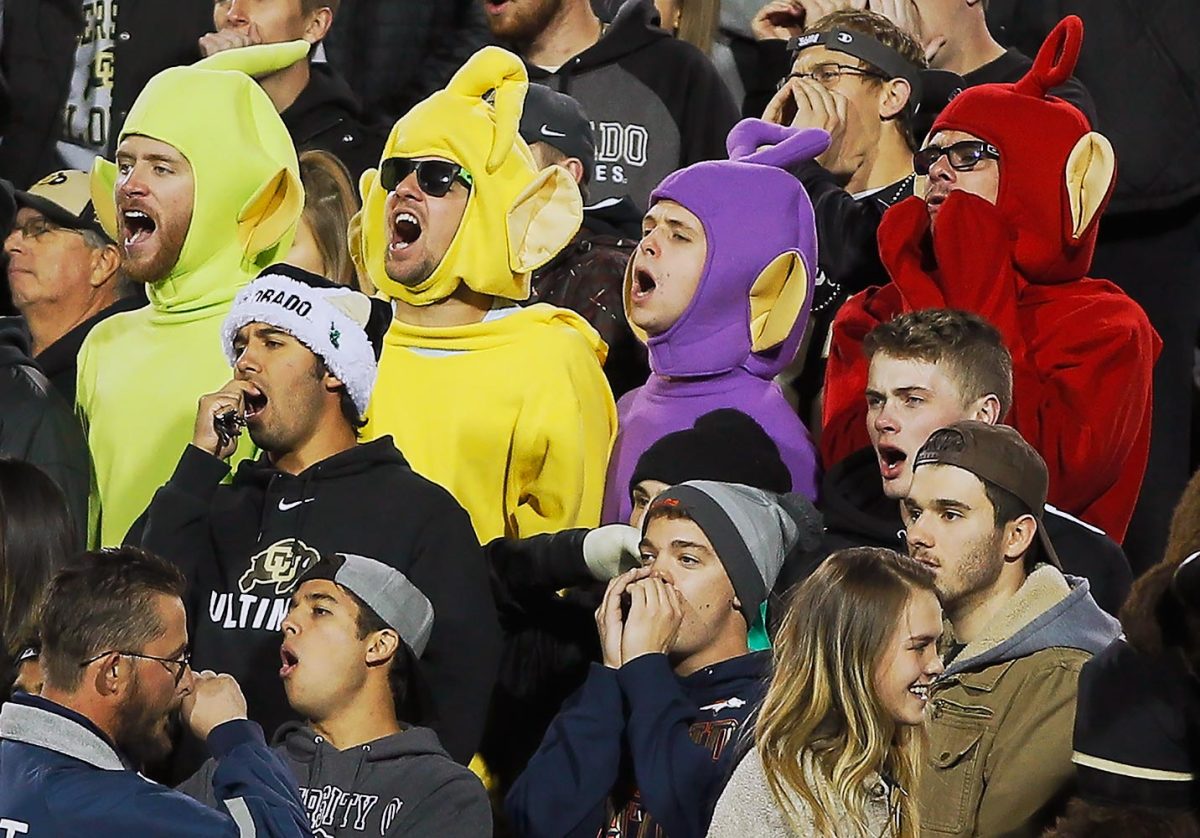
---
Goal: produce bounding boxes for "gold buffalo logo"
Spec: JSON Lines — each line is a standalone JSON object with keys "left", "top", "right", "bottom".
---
{"left": 238, "top": 539, "right": 321, "bottom": 595}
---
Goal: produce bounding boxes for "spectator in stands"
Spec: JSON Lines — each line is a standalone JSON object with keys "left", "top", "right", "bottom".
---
{"left": 128, "top": 265, "right": 499, "bottom": 770}
{"left": 78, "top": 43, "right": 304, "bottom": 548}
{"left": 602, "top": 119, "right": 825, "bottom": 524}
{"left": 507, "top": 480, "right": 818, "bottom": 838}
{"left": 708, "top": 546, "right": 941, "bottom": 838}
{"left": 823, "top": 17, "right": 1159, "bottom": 542}
{"left": 484, "top": 0, "right": 740, "bottom": 211}
{"left": 199, "top": 0, "right": 389, "bottom": 178}
{"left": 5, "top": 170, "right": 142, "bottom": 404}
{"left": 288, "top": 150, "right": 364, "bottom": 291}
{"left": 788, "top": 309, "right": 1132, "bottom": 617}
{"left": 904, "top": 421, "right": 1121, "bottom": 836}
{"left": 518, "top": 84, "right": 646, "bottom": 397}
{"left": 180, "top": 553, "right": 492, "bottom": 837}
{"left": 353, "top": 47, "right": 616, "bottom": 542}
{"left": 0, "top": 547, "right": 315, "bottom": 836}
{"left": 653, "top": 0, "right": 744, "bottom": 108}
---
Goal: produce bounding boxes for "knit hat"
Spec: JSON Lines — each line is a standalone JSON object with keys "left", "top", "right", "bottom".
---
{"left": 646, "top": 480, "right": 822, "bottom": 625}
{"left": 627, "top": 120, "right": 827, "bottom": 380}
{"left": 298, "top": 552, "right": 434, "bottom": 656}
{"left": 16, "top": 170, "right": 111, "bottom": 243}
{"left": 1071, "top": 639, "right": 1199, "bottom": 810}
{"left": 629, "top": 409, "right": 792, "bottom": 498}
{"left": 221, "top": 263, "right": 391, "bottom": 414}
{"left": 519, "top": 84, "right": 595, "bottom": 182}
{"left": 926, "top": 15, "right": 1115, "bottom": 283}
{"left": 352, "top": 46, "right": 582, "bottom": 305}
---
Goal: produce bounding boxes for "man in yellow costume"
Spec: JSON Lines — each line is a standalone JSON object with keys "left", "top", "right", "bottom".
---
{"left": 356, "top": 47, "right": 617, "bottom": 541}
{"left": 78, "top": 44, "right": 306, "bottom": 546}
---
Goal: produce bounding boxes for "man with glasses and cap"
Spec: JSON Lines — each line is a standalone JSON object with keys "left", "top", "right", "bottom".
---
{"left": 822, "top": 17, "right": 1159, "bottom": 544}
{"left": 353, "top": 46, "right": 616, "bottom": 543}
{"left": 902, "top": 420, "right": 1121, "bottom": 837}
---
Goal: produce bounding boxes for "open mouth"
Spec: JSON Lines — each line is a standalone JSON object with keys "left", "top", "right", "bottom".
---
{"left": 279, "top": 645, "right": 299, "bottom": 679}
{"left": 389, "top": 210, "right": 422, "bottom": 253}
{"left": 877, "top": 444, "right": 907, "bottom": 480}
{"left": 120, "top": 207, "right": 157, "bottom": 249}
{"left": 630, "top": 268, "right": 657, "bottom": 302}
{"left": 244, "top": 386, "right": 268, "bottom": 422}
{"left": 908, "top": 682, "right": 931, "bottom": 702}
{"left": 483, "top": 0, "right": 512, "bottom": 13}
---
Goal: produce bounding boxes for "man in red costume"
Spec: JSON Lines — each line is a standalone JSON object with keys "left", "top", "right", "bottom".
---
{"left": 822, "top": 16, "right": 1159, "bottom": 543}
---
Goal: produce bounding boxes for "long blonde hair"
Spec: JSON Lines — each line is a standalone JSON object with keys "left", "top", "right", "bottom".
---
{"left": 757, "top": 547, "right": 934, "bottom": 838}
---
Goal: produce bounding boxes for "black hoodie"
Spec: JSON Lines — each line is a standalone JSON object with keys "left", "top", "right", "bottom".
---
{"left": 281, "top": 62, "right": 390, "bottom": 180}
{"left": 127, "top": 438, "right": 501, "bottom": 772}
{"left": 778, "top": 446, "right": 1133, "bottom": 617}
{"left": 523, "top": 0, "right": 739, "bottom": 212}
{"left": 180, "top": 723, "right": 491, "bottom": 837}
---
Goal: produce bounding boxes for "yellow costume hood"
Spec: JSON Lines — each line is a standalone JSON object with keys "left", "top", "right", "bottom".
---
{"left": 90, "top": 42, "right": 306, "bottom": 313}
{"left": 353, "top": 46, "right": 582, "bottom": 304}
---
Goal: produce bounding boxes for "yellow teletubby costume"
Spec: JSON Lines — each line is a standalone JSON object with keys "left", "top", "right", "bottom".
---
{"left": 356, "top": 47, "right": 617, "bottom": 541}
{"left": 78, "top": 43, "right": 306, "bottom": 547}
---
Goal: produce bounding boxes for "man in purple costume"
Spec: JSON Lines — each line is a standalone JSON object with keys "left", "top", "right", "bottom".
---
{"left": 602, "top": 119, "right": 828, "bottom": 523}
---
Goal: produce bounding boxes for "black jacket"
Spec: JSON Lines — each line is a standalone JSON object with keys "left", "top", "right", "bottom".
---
{"left": 323, "top": 0, "right": 493, "bottom": 124}
{"left": 986, "top": 0, "right": 1200, "bottom": 213}
{"left": 962, "top": 46, "right": 1097, "bottom": 128}
{"left": 0, "top": 317, "right": 89, "bottom": 542}
{"left": 779, "top": 446, "right": 1134, "bottom": 617}
{"left": 34, "top": 295, "right": 145, "bottom": 406}
{"left": 282, "top": 63, "right": 389, "bottom": 180}
{"left": 522, "top": 0, "right": 740, "bottom": 212}
{"left": 127, "top": 439, "right": 501, "bottom": 772}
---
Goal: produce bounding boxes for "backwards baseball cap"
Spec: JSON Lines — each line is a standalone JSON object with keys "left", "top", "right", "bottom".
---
{"left": 221, "top": 263, "right": 392, "bottom": 415}
{"left": 913, "top": 420, "right": 1062, "bottom": 569}
{"left": 298, "top": 552, "right": 434, "bottom": 656}
{"left": 16, "top": 170, "right": 112, "bottom": 243}
{"left": 646, "top": 481, "right": 822, "bottom": 626}
{"left": 518, "top": 84, "right": 596, "bottom": 183}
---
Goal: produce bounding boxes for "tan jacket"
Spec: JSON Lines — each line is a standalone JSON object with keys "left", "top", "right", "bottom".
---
{"left": 919, "top": 566, "right": 1121, "bottom": 837}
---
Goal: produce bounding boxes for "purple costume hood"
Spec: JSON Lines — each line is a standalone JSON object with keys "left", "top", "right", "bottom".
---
{"left": 604, "top": 121, "right": 828, "bottom": 523}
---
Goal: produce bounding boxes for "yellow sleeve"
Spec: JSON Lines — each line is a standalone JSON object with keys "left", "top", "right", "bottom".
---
{"left": 75, "top": 335, "right": 102, "bottom": 550}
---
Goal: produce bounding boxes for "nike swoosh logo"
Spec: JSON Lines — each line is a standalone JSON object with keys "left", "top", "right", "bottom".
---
{"left": 278, "top": 498, "right": 315, "bottom": 511}
{"left": 540, "top": 124, "right": 567, "bottom": 138}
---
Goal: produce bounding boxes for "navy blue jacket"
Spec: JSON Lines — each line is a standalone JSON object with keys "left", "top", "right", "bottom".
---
{"left": 0, "top": 693, "right": 312, "bottom": 837}
{"left": 506, "top": 651, "right": 768, "bottom": 838}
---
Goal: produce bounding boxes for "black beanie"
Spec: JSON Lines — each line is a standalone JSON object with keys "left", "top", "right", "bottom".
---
{"left": 629, "top": 409, "right": 791, "bottom": 499}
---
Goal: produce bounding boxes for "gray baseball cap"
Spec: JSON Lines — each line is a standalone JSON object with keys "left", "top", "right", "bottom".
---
{"left": 298, "top": 553, "right": 434, "bottom": 656}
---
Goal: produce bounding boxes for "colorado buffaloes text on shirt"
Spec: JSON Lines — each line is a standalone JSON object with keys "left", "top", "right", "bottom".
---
{"left": 208, "top": 538, "right": 319, "bottom": 632}
{"left": 59, "top": 0, "right": 116, "bottom": 169}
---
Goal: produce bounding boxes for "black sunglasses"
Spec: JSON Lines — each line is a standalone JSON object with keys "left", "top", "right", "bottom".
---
{"left": 379, "top": 158, "right": 473, "bottom": 198}
{"left": 913, "top": 140, "right": 1000, "bottom": 176}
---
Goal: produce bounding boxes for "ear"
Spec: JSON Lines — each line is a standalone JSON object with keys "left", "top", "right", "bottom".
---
{"left": 364, "top": 628, "right": 400, "bottom": 667}
{"left": 748, "top": 251, "right": 808, "bottom": 352}
{"left": 90, "top": 157, "right": 120, "bottom": 242}
{"left": 1064, "top": 131, "right": 1115, "bottom": 241}
{"left": 305, "top": 7, "right": 333, "bottom": 43}
{"left": 92, "top": 651, "right": 124, "bottom": 698}
{"left": 237, "top": 167, "right": 305, "bottom": 259}
{"left": 879, "top": 77, "right": 913, "bottom": 120}
{"left": 89, "top": 243, "right": 123, "bottom": 289}
{"left": 561, "top": 157, "right": 586, "bottom": 186}
{"left": 967, "top": 393, "right": 1004, "bottom": 425}
{"left": 1002, "top": 513, "right": 1038, "bottom": 563}
{"left": 507, "top": 165, "right": 583, "bottom": 273}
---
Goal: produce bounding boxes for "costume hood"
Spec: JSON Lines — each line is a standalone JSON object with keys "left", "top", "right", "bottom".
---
{"left": 353, "top": 46, "right": 583, "bottom": 304}
{"left": 90, "top": 42, "right": 305, "bottom": 313}
{"left": 928, "top": 16, "right": 1116, "bottom": 283}
{"left": 626, "top": 119, "right": 827, "bottom": 377}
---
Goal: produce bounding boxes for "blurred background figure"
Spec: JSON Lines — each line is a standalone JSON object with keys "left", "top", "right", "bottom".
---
{"left": 287, "top": 149, "right": 366, "bottom": 292}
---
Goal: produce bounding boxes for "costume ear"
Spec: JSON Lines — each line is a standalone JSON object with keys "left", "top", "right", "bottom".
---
{"left": 1014, "top": 15, "right": 1082, "bottom": 98}
{"left": 1064, "top": 131, "right": 1115, "bottom": 241}
{"left": 89, "top": 158, "right": 120, "bottom": 242}
{"left": 748, "top": 251, "right": 808, "bottom": 352}
{"left": 326, "top": 290, "right": 372, "bottom": 325}
{"left": 507, "top": 166, "right": 583, "bottom": 273}
{"left": 359, "top": 167, "right": 377, "bottom": 205}
{"left": 237, "top": 167, "right": 304, "bottom": 257}
{"left": 445, "top": 46, "right": 528, "bottom": 174}
{"left": 347, "top": 208, "right": 369, "bottom": 282}
{"left": 192, "top": 40, "right": 310, "bottom": 77}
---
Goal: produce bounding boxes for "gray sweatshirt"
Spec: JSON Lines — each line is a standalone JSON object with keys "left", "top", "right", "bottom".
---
{"left": 179, "top": 723, "right": 491, "bottom": 838}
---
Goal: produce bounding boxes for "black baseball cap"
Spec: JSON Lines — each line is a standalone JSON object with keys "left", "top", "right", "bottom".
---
{"left": 519, "top": 84, "right": 596, "bottom": 182}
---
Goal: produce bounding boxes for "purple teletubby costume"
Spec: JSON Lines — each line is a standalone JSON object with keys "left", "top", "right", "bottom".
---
{"left": 602, "top": 119, "right": 829, "bottom": 523}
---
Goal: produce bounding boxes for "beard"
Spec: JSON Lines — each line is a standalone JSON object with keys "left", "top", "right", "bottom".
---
{"left": 113, "top": 674, "right": 180, "bottom": 768}
{"left": 122, "top": 218, "right": 189, "bottom": 285}
{"left": 486, "top": 0, "right": 566, "bottom": 45}
{"left": 924, "top": 529, "right": 1007, "bottom": 611}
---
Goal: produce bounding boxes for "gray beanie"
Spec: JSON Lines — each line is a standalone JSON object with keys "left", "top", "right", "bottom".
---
{"left": 646, "top": 481, "right": 822, "bottom": 625}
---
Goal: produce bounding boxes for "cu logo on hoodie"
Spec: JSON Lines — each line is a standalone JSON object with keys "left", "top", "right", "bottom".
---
{"left": 238, "top": 538, "right": 321, "bottom": 595}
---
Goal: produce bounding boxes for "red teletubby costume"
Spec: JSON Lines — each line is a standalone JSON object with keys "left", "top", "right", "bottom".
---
{"left": 821, "top": 16, "right": 1160, "bottom": 542}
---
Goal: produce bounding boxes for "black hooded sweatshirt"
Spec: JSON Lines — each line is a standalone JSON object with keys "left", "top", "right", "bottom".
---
{"left": 281, "top": 62, "right": 390, "bottom": 180}
{"left": 777, "top": 446, "right": 1133, "bottom": 617}
{"left": 127, "top": 438, "right": 501, "bottom": 774}
{"left": 180, "top": 723, "right": 491, "bottom": 838}
{"left": 522, "top": 0, "right": 739, "bottom": 212}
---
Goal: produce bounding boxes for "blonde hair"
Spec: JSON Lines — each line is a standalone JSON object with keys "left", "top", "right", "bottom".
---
{"left": 757, "top": 547, "right": 934, "bottom": 838}
{"left": 297, "top": 149, "right": 364, "bottom": 291}
{"left": 673, "top": 0, "right": 719, "bottom": 55}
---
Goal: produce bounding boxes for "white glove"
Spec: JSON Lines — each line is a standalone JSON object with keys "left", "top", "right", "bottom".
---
{"left": 582, "top": 524, "right": 642, "bottom": 581}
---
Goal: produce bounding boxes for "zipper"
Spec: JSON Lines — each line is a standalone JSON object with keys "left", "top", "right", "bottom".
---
{"left": 930, "top": 696, "right": 994, "bottom": 720}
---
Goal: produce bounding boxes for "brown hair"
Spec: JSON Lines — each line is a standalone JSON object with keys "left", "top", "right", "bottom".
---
{"left": 298, "top": 149, "right": 361, "bottom": 290}
{"left": 864, "top": 308, "right": 1013, "bottom": 420}
{"left": 672, "top": 0, "right": 720, "bottom": 55}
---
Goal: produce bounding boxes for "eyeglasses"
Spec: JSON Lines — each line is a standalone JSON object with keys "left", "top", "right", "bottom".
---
{"left": 913, "top": 140, "right": 1001, "bottom": 175}
{"left": 80, "top": 649, "right": 192, "bottom": 686}
{"left": 379, "top": 158, "right": 473, "bottom": 198}
{"left": 10, "top": 216, "right": 85, "bottom": 240}
{"left": 780, "top": 62, "right": 886, "bottom": 91}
